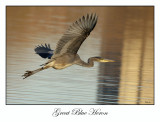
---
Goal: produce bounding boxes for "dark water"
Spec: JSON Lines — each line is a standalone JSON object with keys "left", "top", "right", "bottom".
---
{"left": 6, "top": 7, "right": 154, "bottom": 104}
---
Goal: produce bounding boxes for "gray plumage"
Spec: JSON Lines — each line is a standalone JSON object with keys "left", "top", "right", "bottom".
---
{"left": 22, "top": 13, "right": 114, "bottom": 79}
{"left": 53, "top": 13, "right": 98, "bottom": 56}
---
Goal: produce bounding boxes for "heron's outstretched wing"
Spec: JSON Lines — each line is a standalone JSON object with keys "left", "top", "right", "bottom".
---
{"left": 53, "top": 13, "right": 98, "bottom": 57}
{"left": 34, "top": 44, "right": 54, "bottom": 59}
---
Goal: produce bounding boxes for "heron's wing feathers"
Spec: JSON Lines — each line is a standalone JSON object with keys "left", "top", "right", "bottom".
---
{"left": 53, "top": 13, "right": 98, "bottom": 57}
{"left": 34, "top": 44, "right": 54, "bottom": 59}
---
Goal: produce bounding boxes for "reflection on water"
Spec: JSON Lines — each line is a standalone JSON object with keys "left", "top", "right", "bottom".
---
{"left": 6, "top": 7, "right": 154, "bottom": 104}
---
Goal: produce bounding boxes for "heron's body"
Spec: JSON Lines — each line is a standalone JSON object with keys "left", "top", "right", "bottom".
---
{"left": 22, "top": 13, "right": 114, "bottom": 79}
{"left": 48, "top": 54, "right": 77, "bottom": 69}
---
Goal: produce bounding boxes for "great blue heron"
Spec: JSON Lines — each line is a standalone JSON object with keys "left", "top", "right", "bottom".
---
{"left": 22, "top": 13, "right": 114, "bottom": 79}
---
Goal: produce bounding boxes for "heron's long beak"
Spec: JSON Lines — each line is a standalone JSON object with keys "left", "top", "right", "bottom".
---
{"left": 101, "top": 59, "right": 115, "bottom": 62}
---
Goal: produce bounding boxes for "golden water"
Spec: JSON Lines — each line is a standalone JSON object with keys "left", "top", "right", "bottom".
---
{"left": 7, "top": 7, "right": 154, "bottom": 104}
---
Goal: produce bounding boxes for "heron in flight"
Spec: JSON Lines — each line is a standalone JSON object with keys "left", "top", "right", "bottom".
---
{"left": 22, "top": 13, "right": 114, "bottom": 79}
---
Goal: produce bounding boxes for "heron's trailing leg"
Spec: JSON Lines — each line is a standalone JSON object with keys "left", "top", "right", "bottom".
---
{"left": 22, "top": 61, "right": 55, "bottom": 79}
{"left": 22, "top": 67, "right": 44, "bottom": 79}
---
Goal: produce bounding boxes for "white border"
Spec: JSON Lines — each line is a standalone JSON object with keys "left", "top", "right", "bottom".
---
{"left": 1, "top": 0, "right": 156, "bottom": 6}
{"left": 1, "top": 0, "right": 159, "bottom": 122}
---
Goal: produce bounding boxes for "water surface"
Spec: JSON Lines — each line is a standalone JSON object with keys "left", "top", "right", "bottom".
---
{"left": 7, "top": 7, "right": 154, "bottom": 104}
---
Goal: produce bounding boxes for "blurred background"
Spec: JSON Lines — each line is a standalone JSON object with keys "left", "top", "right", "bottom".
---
{"left": 6, "top": 6, "right": 154, "bottom": 104}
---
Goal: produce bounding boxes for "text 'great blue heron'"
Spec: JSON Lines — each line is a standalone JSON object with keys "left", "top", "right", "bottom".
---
{"left": 22, "top": 13, "right": 114, "bottom": 79}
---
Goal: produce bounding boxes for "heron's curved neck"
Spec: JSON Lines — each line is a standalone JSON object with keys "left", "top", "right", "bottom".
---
{"left": 88, "top": 57, "right": 99, "bottom": 67}
{"left": 76, "top": 57, "right": 101, "bottom": 67}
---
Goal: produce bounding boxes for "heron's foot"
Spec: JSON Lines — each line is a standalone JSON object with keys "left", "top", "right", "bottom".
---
{"left": 22, "top": 70, "right": 33, "bottom": 79}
